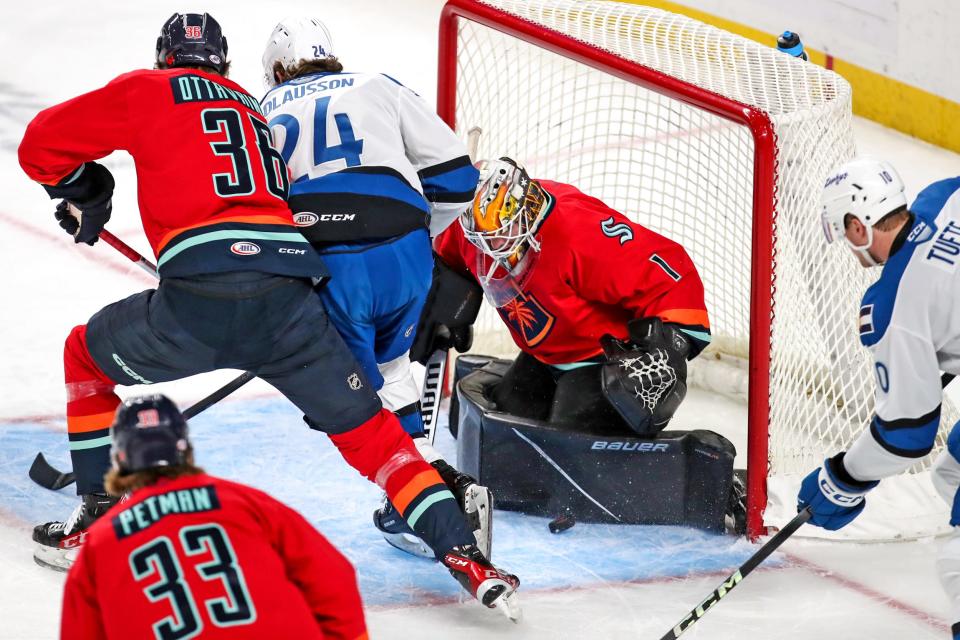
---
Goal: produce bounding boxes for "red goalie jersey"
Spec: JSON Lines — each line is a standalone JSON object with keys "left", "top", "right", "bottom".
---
{"left": 434, "top": 179, "right": 711, "bottom": 364}
{"left": 61, "top": 474, "right": 367, "bottom": 640}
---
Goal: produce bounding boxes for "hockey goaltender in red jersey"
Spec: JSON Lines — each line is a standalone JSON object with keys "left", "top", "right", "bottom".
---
{"left": 61, "top": 395, "right": 367, "bottom": 640}
{"left": 433, "top": 158, "right": 711, "bottom": 436}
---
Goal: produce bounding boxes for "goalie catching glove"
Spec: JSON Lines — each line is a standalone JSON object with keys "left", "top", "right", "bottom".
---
{"left": 409, "top": 255, "right": 484, "bottom": 365}
{"left": 600, "top": 317, "right": 690, "bottom": 437}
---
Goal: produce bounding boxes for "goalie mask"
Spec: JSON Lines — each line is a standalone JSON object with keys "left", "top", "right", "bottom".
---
{"left": 461, "top": 158, "right": 550, "bottom": 286}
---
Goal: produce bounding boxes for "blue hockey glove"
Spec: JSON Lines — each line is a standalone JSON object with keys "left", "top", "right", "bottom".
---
{"left": 797, "top": 452, "right": 879, "bottom": 530}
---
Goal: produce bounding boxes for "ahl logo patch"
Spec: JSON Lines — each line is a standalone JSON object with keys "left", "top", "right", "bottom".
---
{"left": 859, "top": 304, "right": 874, "bottom": 336}
{"left": 600, "top": 216, "right": 633, "bottom": 245}
{"left": 293, "top": 212, "right": 319, "bottom": 227}
{"left": 230, "top": 241, "right": 261, "bottom": 256}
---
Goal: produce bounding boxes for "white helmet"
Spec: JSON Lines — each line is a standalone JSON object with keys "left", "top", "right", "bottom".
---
{"left": 820, "top": 157, "right": 907, "bottom": 265}
{"left": 261, "top": 17, "right": 335, "bottom": 90}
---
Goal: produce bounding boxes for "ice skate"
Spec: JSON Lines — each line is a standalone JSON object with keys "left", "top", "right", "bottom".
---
{"left": 373, "top": 458, "right": 494, "bottom": 560}
{"left": 371, "top": 494, "right": 435, "bottom": 559}
{"left": 442, "top": 544, "right": 521, "bottom": 621}
{"left": 33, "top": 493, "right": 119, "bottom": 571}
{"left": 430, "top": 459, "right": 493, "bottom": 559}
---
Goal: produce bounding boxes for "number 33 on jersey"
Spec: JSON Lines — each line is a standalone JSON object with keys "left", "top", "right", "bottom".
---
{"left": 60, "top": 475, "right": 367, "bottom": 640}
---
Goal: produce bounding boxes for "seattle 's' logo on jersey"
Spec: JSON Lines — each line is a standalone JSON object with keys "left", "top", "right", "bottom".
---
{"left": 498, "top": 292, "right": 555, "bottom": 348}
{"left": 601, "top": 216, "right": 633, "bottom": 245}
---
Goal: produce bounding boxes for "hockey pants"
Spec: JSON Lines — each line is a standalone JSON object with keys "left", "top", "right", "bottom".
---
{"left": 319, "top": 230, "right": 433, "bottom": 436}
{"left": 492, "top": 351, "right": 628, "bottom": 431}
{"left": 64, "top": 271, "right": 472, "bottom": 556}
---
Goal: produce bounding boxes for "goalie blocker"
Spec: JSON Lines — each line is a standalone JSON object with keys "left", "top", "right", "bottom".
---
{"left": 410, "top": 255, "right": 484, "bottom": 365}
{"left": 451, "top": 356, "right": 737, "bottom": 532}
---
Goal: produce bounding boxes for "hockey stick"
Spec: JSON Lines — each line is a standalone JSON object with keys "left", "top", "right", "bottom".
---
{"left": 99, "top": 228, "right": 159, "bottom": 278}
{"left": 418, "top": 127, "right": 484, "bottom": 443}
{"left": 29, "top": 228, "right": 255, "bottom": 490}
{"left": 420, "top": 332, "right": 449, "bottom": 444}
{"left": 658, "top": 507, "right": 813, "bottom": 639}
{"left": 659, "top": 369, "right": 960, "bottom": 637}
{"left": 28, "top": 370, "right": 257, "bottom": 490}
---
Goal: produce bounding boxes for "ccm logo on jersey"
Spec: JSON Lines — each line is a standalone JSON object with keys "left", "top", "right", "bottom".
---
{"left": 295, "top": 212, "right": 357, "bottom": 223}
{"left": 230, "top": 242, "right": 261, "bottom": 256}
{"left": 601, "top": 216, "right": 633, "bottom": 244}
{"left": 279, "top": 248, "right": 307, "bottom": 255}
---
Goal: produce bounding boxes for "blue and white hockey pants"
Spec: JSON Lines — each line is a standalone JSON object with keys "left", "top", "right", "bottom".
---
{"left": 319, "top": 229, "right": 433, "bottom": 436}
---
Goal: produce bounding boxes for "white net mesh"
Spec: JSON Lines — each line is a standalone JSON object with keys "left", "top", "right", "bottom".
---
{"left": 449, "top": 0, "right": 955, "bottom": 539}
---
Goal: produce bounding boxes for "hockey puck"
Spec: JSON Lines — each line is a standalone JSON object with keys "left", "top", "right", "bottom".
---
{"left": 548, "top": 515, "right": 576, "bottom": 534}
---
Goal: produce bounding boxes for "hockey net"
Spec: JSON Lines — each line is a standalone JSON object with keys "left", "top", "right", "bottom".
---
{"left": 439, "top": 0, "right": 956, "bottom": 540}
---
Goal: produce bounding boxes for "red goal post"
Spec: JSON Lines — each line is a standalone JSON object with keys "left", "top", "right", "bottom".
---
{"left": 436, "top": 0, "right": 954, "bottom": 541}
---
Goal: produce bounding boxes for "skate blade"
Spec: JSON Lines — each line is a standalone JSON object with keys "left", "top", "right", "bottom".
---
{"left": 464, "top": 484, "right": 493, "bottom": 560}
{"left": 33, "top": 544, "right": 76, "bottom": 572}
{"left": 494, "top": 590, "right": 522, "bottom": 623}
{"left": 379, "top": 531, "right": 435, "bottom": 560}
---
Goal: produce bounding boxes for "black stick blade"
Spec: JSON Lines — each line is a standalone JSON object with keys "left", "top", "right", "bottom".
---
{"left": 28, "top": 453, "right": 76, "bottom": 490}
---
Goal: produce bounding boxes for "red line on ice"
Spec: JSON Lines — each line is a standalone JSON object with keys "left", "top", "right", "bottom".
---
{"left": 785, "top": 551, "right": 949, "bottom": 633}
{"left": 0, "top": 210, "right": 153, "bottom": 285}
{"left": 1, "top": 390, "right": 279, "bottom": 428}
{"left": 370, "top": 550, "right": 949, "bottom": 634}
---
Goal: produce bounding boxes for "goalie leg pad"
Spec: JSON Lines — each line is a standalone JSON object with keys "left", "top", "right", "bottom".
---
{"left": 455, "top": 361, "right": 735, "bottom": 532}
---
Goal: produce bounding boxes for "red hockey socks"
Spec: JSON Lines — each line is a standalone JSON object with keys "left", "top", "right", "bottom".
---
{"left": 64, "top": 325, "right": 120, "bottom": 495}
{"left": 328, "top": 409, "right": 473, "bottom": 557}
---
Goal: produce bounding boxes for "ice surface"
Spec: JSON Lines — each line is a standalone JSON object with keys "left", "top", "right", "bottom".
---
{"left": 1, "top": 0, "right": 959, "bottom": 638}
